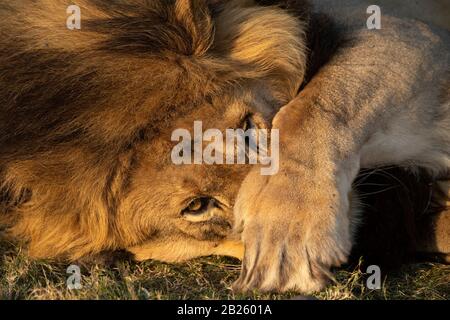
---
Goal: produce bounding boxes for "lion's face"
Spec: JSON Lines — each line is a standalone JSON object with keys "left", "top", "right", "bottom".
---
{"left": 119, "top": 89, "right": 275, "bottom": 262}
{"left": 0, "top": 0, "right": 310, "bottom": 261}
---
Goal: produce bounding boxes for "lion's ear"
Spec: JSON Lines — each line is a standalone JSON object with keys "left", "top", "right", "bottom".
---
{"left": 213, "top": 1, "right": 309, "bottom": 101}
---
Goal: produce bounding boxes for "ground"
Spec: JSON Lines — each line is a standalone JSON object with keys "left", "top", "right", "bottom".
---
{"left": 1, "top": 239, "right": 448, "bottom": 300}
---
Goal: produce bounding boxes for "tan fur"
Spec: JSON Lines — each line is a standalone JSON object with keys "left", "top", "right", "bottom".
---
{"left": 1, "top": 0, "right": 448, "bottom": 294}
{"left": 233, "top": 12, "right": 450, "bottom": 292}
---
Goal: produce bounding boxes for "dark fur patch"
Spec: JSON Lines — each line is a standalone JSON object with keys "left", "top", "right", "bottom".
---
{"left": 85, "top": 0, "right": 214, "bottom": 56}
{"left": 351, "top": 167, "right": 448, "bottom": 270}
{"left": 302, "top": 12, "right": 345, "bottom": 88}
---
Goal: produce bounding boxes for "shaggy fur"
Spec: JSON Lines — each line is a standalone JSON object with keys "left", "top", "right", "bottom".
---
{"left": 0, "top": 0, "right": 448, "bottom": 293}
{"left": 0, "top": 0, "right": 309, "bottom": 260}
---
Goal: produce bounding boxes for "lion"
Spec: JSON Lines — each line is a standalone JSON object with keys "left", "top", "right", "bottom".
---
{"left": 0, "top": 0, "right": 448, "bottom": 294}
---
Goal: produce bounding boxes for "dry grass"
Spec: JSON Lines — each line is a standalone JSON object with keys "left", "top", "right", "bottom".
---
{"left": 0, "top": 239, "right": 448, "bottom": 300}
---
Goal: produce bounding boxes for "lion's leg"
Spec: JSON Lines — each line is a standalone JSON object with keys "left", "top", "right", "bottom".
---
{"left": 416, "top": 179, "right": 450, "bottom": 263}
{"left": 233, "top": 77, "right": 450, "bottom": 293}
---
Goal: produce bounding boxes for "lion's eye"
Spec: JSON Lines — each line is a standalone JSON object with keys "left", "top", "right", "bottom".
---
{"left": 188, "top": 198, "right": 203, "bottom": 211}
{"left": 183, "top": 197, "right": 212, "bottom": 215}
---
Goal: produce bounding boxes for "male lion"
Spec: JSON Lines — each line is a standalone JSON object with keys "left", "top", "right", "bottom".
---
{"left": 0, "top": 0, "right": 449, "bottom": 294}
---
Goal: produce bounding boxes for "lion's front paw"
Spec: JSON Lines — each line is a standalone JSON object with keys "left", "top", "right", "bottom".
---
{"left": 233, "top": 170, "right": 353, "bottom": 293}
{"left": 233, "top": 217, "right": 350, "bottom": 293}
